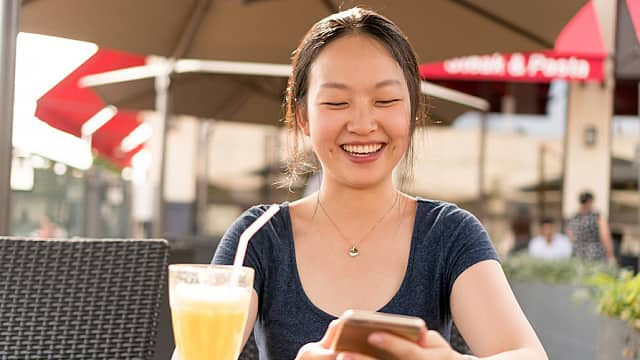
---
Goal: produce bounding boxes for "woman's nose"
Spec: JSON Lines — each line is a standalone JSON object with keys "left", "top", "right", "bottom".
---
{"left": 346, "top": 104, "right": 377, "bottom": 134}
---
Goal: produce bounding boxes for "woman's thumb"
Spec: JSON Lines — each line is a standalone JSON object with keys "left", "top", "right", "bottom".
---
{"left": 319, "top": 319, "right": 342, "bottom": 347}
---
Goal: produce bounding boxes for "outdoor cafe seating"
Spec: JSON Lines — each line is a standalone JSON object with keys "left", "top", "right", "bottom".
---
{"left": 0, "top": 237, "right": 169, "bottom": 359}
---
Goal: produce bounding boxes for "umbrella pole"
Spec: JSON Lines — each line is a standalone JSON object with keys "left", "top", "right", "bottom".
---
{"left": 538, "top": 144, "right": 546, "bottom": 218}
{"left": 637, "top": 82, "right": 640, "bottom": 236}
{"left": 150, "top": 0, "right": 208, "bottom": 239}
{"left": 0, "top": 0, "right": 19, "bottom": 236}
{"left": 151, "top": 70, "right": 171, "bottom": 238}
{"left": 478, "top": 111, "right": 487, "bottom": 220}
{"left": 196, "top": 120, "right": 212, "bottom": 236}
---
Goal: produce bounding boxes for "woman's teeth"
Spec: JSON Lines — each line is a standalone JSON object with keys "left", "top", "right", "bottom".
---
{"left": 341, "top": 144, "right": 383, "bottom": 156}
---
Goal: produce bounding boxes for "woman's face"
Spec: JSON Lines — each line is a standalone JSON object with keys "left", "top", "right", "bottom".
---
{"left": 298, "top": 34, "right": 411, "bottom": 189}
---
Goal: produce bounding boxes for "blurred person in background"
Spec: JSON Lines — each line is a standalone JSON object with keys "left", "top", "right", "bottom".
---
{"left": 528, "top": 217, "right": 571, "bottom": 260}
{"left": 509, "top": 206, "right": 532, "bottom": 255}
{"left": 31, "top": 216, "right": 66, "bottom": 239}
{"left": 13, "top": 210, "right": 34, "bottom": 236}
{"left": 567, "top": 191, "right": 615, "bottom": 263}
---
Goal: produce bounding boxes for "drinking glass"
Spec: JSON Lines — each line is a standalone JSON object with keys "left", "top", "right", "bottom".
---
{"left": 169, "top": 264, "right": 254, "bottom": 360}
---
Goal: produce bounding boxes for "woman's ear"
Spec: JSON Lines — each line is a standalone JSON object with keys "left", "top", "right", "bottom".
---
{"left": 296, "top": 106, "right": 311, "bottom": 136}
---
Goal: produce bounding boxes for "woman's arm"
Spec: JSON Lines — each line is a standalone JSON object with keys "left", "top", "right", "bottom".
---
{"left": 597, "top": 215, "right": 615, "bottom": 262}
{"left": 338, "top": 260, "right": 547, "bottom": 360}
{"left": 451, "top": 260, "right": 547, "bottom": 360}
{"left": 565, "top": 225, "right": 575, "bottom": 243}
{"left": 242, "top": 290, "right": 259, "bottom": 345}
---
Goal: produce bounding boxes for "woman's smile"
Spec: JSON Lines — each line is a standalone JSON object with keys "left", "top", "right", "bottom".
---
{"left": 340, "top": 143, "right": 386, "bottom": 163}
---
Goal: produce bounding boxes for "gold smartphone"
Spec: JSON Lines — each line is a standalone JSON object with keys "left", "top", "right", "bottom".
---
{"left": 331, "top": 310, "right": 426, "bottom": 360}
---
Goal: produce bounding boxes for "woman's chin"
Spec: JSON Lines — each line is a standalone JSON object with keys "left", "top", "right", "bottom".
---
{"left": 339, "top": 171, "right": 394, "bottom": 190}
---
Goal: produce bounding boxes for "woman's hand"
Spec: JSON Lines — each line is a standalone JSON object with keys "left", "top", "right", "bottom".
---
{"left": 335, "top": 329, "right": 464, "bottom": 360}
{"left": 295, "top": 320, "right": 342, "bottom": 359}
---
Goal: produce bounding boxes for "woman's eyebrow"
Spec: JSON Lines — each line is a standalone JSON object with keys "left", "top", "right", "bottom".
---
{"left": 375, "top": 79, "right": 403, "bottom": 88}
{"left": 320, "top": 82, "right": 349, "bottom": 90}
{"left": 319, "top": 79, "right": 402, "bottom": 90}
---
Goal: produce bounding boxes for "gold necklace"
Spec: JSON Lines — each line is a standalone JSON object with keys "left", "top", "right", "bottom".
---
{"left": 317, "top": 192, "right": 400, "bottom": 257}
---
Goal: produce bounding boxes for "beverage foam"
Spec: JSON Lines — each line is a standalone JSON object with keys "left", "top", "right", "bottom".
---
{"left": 171, "top": 283, "right": 251, "bottom": 309}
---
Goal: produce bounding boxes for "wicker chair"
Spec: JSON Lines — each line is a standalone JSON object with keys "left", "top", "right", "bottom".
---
{"left": 0, "top": 237, "right": 169, "bottom": 360}
{"left": 239, "top": 333, "right": 259, "bottom": 360}
{"left": 450, "top": 322, "right": 473, "bottom": 355}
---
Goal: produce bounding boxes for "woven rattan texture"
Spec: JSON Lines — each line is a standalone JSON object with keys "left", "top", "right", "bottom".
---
{"left": 239, "top": 333, "right": 259, "bottom": 360}
{"left": 0, "top": 237, "right": 169, "bottom": 360}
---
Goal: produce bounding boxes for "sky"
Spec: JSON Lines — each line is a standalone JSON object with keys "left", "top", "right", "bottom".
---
{"left": 12, "top": 32, "right": 97, "bottom": 169}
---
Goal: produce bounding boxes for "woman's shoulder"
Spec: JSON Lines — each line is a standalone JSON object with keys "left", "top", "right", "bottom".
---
{"left": 415, "top": 197, "right": 478, "bottom": 224}
{"left": 239, "top": 201, "right": 291, "bottom": 219}
{"left": 226, "top": 202, "right": 292, "bottom": 238}
{"left": 572, "top": 210, "right": 600, "bottom": 219}
{"left": 412, "top": 197, "right": 488, "bottom": 247}
{"left": 215, "top": 202, "right": 291, "bottom": 263}
{"left": 243, "top": 201, "right": 290, "bottom": 215}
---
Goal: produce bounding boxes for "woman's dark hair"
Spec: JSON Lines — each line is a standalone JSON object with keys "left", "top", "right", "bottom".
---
{"left": 579, "top": 191, "right": 594, "bottom": 205}
{"left": 282, "top": 7, "right": 427, "bottom": 188}
{"left": 539, "top": 216, "right": 554, "bottom": 225}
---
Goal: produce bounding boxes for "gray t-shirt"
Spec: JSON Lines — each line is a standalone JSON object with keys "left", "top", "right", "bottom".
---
{"left": 213, "top": 198, "right": 499, "bottom": 360}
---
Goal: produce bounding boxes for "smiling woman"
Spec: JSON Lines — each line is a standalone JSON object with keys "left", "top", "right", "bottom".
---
{"left": 296, "top": 34, "right": 412, "bottom": 189}
{"left": 212, "top": 7, "right": 548, "bottom": 360}
{"left": 283, "top": 11, "right": 425, "bottom": 188}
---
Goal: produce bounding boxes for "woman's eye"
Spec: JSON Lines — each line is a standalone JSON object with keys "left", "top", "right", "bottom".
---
{"left": 322, "top": 102, "right": 348, "bottom": 107}
{"left": 376, "top": 99, "right": 401, "bottom": 106}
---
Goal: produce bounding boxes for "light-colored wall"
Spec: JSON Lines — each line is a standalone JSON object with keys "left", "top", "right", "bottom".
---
{"left": 562, "top": 82, "right": 613, "bottom": 218}
{"left": 207, "top": 122, "right": 269, "bottom": 191}
{"left": 562, "top": 0, "right": 618, "bottom": 219}
{"left": 164, "top": 116, "right": 198, "bottom": 203}
{"left": 411, "top": 128, "right": 563, "bottom": 202}
{"left": 593, "top": 0, "right": 618, "bottom": 54}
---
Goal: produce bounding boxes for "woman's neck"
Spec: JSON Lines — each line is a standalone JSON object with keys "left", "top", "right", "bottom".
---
{"left": 580, "top": 206, "right": 592, "bottom": 214}
{"left": 544, "top": 234, "right": 553, "bottom": 244}
{"left": 316, "top": 176, "right": 400, "bottom": 221}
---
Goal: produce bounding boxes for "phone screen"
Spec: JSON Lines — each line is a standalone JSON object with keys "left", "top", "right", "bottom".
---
{"left": 331, "top": 310, "right": 424, "bottom": 360}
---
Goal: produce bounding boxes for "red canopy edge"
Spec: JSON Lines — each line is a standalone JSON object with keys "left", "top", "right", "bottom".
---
{"left": 421, "top": 1, "right": 606, "bottom": 83}
{"left": 625, "top": 0, "right": 640, "bottom": 44}
{"left": 420, "top": 51, "right": 604, "bottom": 83}
{"left": 34, "top": 49, "right": 147, "bottom": 167}
{"left": 554, "top": 1, "right": 607, "bottom": 57}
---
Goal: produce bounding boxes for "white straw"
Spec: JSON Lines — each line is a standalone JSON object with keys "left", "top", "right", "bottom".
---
{"left": 232, "top": 204, "right": 280, "bottom": 269}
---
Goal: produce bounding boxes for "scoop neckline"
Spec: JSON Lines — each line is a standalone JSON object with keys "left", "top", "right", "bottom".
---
{"left": 281, "top": 198, "right": 423, "bottom": 320}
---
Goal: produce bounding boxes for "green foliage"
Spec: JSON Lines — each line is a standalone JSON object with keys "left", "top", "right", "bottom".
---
{"left": 93, "top": 156, "right": 122, "bottom": 174}
{"left": 501, "top": 253, "right": 616, "bottom": 286}
{"left": 587, "top": 271, "right": 640, "bottom": 331}
{"left": 502, "top": 254, "right": 640, "bottom": 339}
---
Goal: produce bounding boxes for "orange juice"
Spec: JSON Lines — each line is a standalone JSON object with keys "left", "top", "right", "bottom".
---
{"left": 171, "top": 284, "right": 251, "bottom": 360}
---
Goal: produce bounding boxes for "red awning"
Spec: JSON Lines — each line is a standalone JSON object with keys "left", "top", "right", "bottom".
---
{"left": 420, "top": 51, "right": 604, "bottom": 83}
{"left": 420, "top": 1, "right": 606, "bottom": 84}
{"left": 35, "top": 49, "right": 147, "bottom": 167}
{"left": 627, "top": 0, "right": 640, "bottom": 43}
{"left": 553, "top": 0, "right": 607, "bottom": 57}
{"left": 417, "top": 1, "right": 616, "bottom": 116}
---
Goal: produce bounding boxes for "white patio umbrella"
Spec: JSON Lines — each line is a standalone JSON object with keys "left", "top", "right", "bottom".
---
{"left": 3, "top": 0, "right": 588, "bottom": 236}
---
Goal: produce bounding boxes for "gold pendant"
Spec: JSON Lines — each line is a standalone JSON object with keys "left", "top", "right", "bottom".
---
{"left": 349, "top": 246, "right": 359, "bottom": 257}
